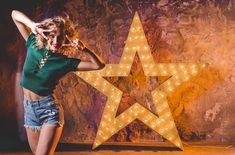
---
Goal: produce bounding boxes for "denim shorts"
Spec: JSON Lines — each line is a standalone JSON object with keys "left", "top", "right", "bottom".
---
{"left": 23, "top": 95, "right": 64, "bottom": 131}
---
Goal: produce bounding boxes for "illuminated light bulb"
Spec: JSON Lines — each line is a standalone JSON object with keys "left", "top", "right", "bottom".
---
{"left": 94, "top": 83, "right": 97, "bottom": 86}
{"left": 167, "top": 82, "right": 171, "bottom": 85}
{"left": 149, "top": 116, "right": 153, "bottom": 119}
{"left": 158, "top": 109, "right": 162, "bottom": 112}
{"left": 130, "top": 109, "right": 133, "bottom": 113}
{"left": 164, "top": 104, "right": 167, "bottom": 108}
{"left": 173, "top": 70, "right": 177, "bottom": 74}
{"left": 160, "top": 130, "right": 164, "bottom": 134}
{"left": 115, "top": 99, "right": 119, "bottom": 102}
{"left": 123, "top": 57, "right": 127, "bottom": 60}
{"left": 147, "top": 56, "right": 150, "bottom": 59}
{"left": 121, "top": 115, "right": 125, "bottom": 119}
{"left": 104, "top": 83, "right": 107, "bottom": 85}
{"left": 135, "top": 113, "right": 138, "bottom": 116}
{"left": 176, "top": 82, "right": 181, "bottom": 86}
{"left": 168, "top": 87, "right": 173, "bottom": 91}
{"left": 144, "top": 64, "right": 148, "bottom": 68}
{"left": 150, "top": 64, "right": 154, "bottom": 68}
{"left": 185, "top": 76, "right": 189, "bottom": 80}
{"left": 85, "top": 77, "right": 89, "bottom": 80}
{"left": 137, "top": 45, "right": 140, "bottom": 50}
{"left": 135, "top": 17, "right": 138, "bottom": 20}
{"left": 141, "top": 55, "right": 145, "bottom": 59}
{"left": 157, "top": 121, "right": 160, "bottom": 124}
{"left": 119, "top": 125, "right": 122, "bottom": 128}
{"left": 104, "top": 115, "right": 107, "bottom": 118}
{"left": 112, "top": 88, "right": 115, "bottom": 91}
{"left": 180, "top": 65, "right": 185, "bottom": 69}
{"left": 202, "top": 64, "right": 206, "bottom": 67}
{"left": 102, "top": 89, "right": 105, "bottom": 92}
{"left": 141, "top": 109, "right": 144, "bottom": 113}
{"left": 132, "top": 46, "right": 136, "bottom": 50}
{"left": 177, "top": 143, "right": 181, "bottom": 147}
{"left": 163, "top": 71, "right": 167, "bottom": 75}
{"left": 111, "top": 130, "right": 114, "bottom": 133}
{"left": 126, "top": 65, "right": 131, "bottom": 69}
{"left": 135, "top": 36, "right": 138, "bottom": 39}
{"left": 103, "top": 137, "right": 106, "bottom": 140}
{"left": 98, "top": 133, "right": 102, "bottom": 136}
{"left": 108, "top": 118, "right": 111, "bottom": 121}
{"left": 152, "top": 124, "right": 156, "bottom": 128}
{"left": 120, "top": 65, "right": 124, "bottom": 68}
{"left": 169, "top": 137, "right": 173, "bottom": 140}
{"left": 165, "top": 127, "right": 168, "bottom": 130}
{"left": 175, "top": 75, "right": 179, "bottom": 79}
{"left": 114, "top": 121, "right": 117, "bottom": 124}
{"left": 159, "top": 64, "right": 164, "bottom": 68}
{"left": 137, "top": 26, "right": 141, "bottom": 30}
{"left": 140, "top": 35, "right": 144, "bottom": 39}
{"left": 128, "top": 119, "right": 131, "bottom": 123}
{"left": 132, "top": 27, "right": 135, "bottom": 31}
{"left": 170, "top": 65, "right": 175, "bottom": 69}
{"left": 144, "top": 119, "right": 147, "bottom": 122}
{"left": 101, "top": 123, "right": 105, "bottom": 127}
{"left": 184, "top": 70, "right": 188, "bottom": 74}
{"left": 125, "top": 47, "right": 129, "bottom": 51}
{"left": 160, "top": 93, "right": 165, "bottom": 97}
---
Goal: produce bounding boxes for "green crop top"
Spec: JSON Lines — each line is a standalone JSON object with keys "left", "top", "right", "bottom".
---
{"left": 20, "top": 33, "right": 81, "bottom": 96}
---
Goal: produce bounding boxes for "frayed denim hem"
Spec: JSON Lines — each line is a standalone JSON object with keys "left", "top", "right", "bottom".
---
{"left": 42, "top": 121, "right": 64, "bottom": 128}
{"left": 24, "top": 125, "right": 42, "bottom": 132}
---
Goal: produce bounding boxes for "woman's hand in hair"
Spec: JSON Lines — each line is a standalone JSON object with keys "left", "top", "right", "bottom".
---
{"left": 30, "top": 23, "right": 54, "bottom": 40}
{"left": 63, "top": 36, "right": 86, "bottom": 50}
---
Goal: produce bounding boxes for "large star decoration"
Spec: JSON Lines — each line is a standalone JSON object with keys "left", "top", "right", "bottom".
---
{"left": 75, "top": 12, "right": 207, "bottom": 150}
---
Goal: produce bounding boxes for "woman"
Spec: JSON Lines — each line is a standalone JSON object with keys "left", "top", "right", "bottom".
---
{"left": 11, "top": 10, "right": 105, "bottom": 155}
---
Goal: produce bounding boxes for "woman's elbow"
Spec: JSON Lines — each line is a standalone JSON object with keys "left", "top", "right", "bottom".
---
{"left": 11, "top": 10, "right": 18, "bottom": 20}
{"left": 93, "top": 63, "right": 105, "bottom": 70}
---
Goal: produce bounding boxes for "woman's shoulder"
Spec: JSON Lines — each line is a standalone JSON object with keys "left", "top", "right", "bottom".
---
{"left": 25, "top": 33, "right": 36, "bottom": 48}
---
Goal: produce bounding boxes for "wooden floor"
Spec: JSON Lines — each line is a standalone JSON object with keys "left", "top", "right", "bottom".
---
{"left": 1, "top": 144, "right": 235, "bottom": 155}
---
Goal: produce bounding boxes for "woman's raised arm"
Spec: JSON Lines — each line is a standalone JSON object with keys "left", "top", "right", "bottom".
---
{"left": 11, "top": 10, "right": 35, "bottom": 40}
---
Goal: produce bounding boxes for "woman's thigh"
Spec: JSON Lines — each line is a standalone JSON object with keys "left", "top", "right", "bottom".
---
{"left": 25, "top": 128, "right": 40, "bottom": 154}
{"left": 36, "top": 124, "right": 63, "bottom": 155}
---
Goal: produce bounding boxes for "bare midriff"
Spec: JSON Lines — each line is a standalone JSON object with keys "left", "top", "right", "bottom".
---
{"left": 23, "top": 87, "right": 46, "bottom": 100}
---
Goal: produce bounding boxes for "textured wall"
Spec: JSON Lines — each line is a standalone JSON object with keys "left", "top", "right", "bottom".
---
{"left": 1, "top": 0, "right": 235, "bottom": 146}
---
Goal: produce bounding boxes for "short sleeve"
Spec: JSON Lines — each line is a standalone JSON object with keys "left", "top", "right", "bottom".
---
{"left": 69, "top": 58, "right": 81, "bottom": 71}
{"left": 25, "top": 33, "right": 36, "bottom": 48}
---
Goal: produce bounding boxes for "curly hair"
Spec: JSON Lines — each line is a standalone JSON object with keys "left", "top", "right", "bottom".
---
{"left": 35, "top": 16, "right": 77, "bottom": 55}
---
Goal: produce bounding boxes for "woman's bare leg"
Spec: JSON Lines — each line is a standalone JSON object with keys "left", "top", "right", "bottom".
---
{"left": 35, "top": 124, "right": 63, "bottom": 155}
{"left": 25, "top": 128, "right": 40, "bottom": 154}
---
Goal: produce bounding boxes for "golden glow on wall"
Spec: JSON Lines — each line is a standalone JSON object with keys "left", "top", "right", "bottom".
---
{"left": 75, "top": 12, "right": 207, "bottom": 150}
